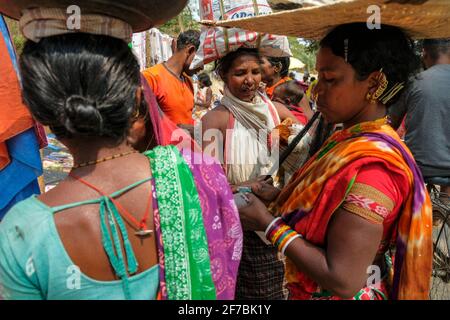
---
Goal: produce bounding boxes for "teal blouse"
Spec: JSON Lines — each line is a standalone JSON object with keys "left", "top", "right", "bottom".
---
{"left": 0, "top": 182, "right": 159, "bottom": 300}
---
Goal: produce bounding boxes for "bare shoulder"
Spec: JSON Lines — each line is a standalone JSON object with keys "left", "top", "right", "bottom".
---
{"left": 201, "top": 105, "right": 230, "bottom": 132}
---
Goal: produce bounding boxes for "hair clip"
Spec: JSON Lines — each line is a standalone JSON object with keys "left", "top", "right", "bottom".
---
{"left": 380, "top": 82, "right": 405, "bottom": 105}
{"left": 372, "top": 68, "right": 388, "bottom": 102}
{"left": 344, "top": 39, "right": 349, "bottom": 62}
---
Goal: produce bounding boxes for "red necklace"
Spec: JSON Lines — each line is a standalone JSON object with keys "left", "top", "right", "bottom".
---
{"left": 69, "top": 172, "right": 153, "bottom": 237}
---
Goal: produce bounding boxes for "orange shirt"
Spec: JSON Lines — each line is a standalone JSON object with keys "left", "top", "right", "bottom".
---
{"left": 265, "top": 76, "right": 291, "bottom": 100}
{"left": 142, "top": 64, "right": 194, "bottom": 125}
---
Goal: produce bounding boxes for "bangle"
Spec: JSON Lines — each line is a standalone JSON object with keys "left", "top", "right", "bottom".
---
{"left": 264, "top": 217, "right": 281, "bottom": 239}
{"left": 271, "top": 225, "right": 290, "bottom": 243}
{"left": 265, "top": 218, "right": 303, "bottom": 253}
{"left": 281, "top": 234, "right": 302, "bottom": 255}
{"left": 274, "top": 228, "right": 295, "bottom": 249}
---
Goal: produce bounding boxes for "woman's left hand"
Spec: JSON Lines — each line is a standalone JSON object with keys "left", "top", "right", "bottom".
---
{"left": 251, "top": 182, "right": 281, "bottom": 206}
{"left": 238, "top": 193, "right": 275, "bottom": 231}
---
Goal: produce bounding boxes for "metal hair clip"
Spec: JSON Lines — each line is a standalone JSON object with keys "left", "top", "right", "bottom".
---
{"left": 344, "top": 38, "right": 349, "bottom": 62}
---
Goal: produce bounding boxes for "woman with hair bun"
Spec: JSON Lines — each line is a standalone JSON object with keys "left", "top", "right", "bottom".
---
{"left": 0, "top": 5, "right": 242, "bottom": 300}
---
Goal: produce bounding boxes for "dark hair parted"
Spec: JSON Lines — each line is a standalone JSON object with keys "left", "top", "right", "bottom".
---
{"left": 177, "top": 29, "right": 201, "bottom": 51}
{"left": 320, "top": 23, "right": 421, "bottom": 106}
{"left": 423, "top": 38, "right": 450, "bottom": 62}
{"left": 216, "top": 48, "right": 262, "bottom": 81}
{"left": 266, "top": 56, "right": 290, "bottom": 78}
{"left": 20, "top": 33, "right": 140, "bottom": 142}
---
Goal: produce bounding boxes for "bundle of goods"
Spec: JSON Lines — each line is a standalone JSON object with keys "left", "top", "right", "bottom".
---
{"left": 191, "top": 0, "right": 292, "bottom": 69}
{"left": 0, "top": 0, "right": 188, "bottom": 33}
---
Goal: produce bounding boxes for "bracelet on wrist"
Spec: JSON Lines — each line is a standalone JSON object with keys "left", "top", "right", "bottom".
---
{"left": 264, "top": 217, "right": 281, "bottom": 239}
{"left": 281, "top": 234, "right": 302, "bottom": 255}
{"left": 265, "top": 217, "right": 303, "bottom": 255}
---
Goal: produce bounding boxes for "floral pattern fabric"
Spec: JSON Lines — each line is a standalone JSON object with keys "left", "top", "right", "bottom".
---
{"left": 146, "top": 145, "right": 242, "bottom": 300}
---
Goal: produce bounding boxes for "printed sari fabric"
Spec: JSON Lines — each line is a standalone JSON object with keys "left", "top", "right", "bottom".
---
{"left": 147, "top": 145, "right": 242, "bottom": 300}
{"left": 147, "top": 145, "right": 215, "bottom": 299}
{"left": 275, "top": 118, "right": 432, "bottom": 300}
{"left": 142, "top": 77, "right": 242, "bottom": 300}
{"left": 141, "top": 77, "right": 243, "bottom": 300}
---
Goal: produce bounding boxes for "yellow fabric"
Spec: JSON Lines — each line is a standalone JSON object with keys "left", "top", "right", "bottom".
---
{"left": 276, "top": 118, "right": 432, "bottom": 299}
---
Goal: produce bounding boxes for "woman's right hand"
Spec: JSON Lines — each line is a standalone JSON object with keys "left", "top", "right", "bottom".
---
{"left": 230, "top": 176, "right": 267, "bottom": 193}
{"left": 238, "top": 193, "right": 274, "bottom": 231}
{"left": 231, "top": 176, "right": 281, "bottom": 205}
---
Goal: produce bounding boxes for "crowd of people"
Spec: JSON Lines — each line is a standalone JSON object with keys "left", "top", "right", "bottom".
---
{"left": 0, "top": 0, "right": 448, "bottom": 301}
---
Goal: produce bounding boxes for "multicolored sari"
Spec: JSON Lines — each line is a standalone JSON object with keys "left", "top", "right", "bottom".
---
{"left": 142, "top": 78, "right": 243, "bottom": 300}
{"left": 146, "top": 145, "right": 242, "bottom": 300}
{"left": 275, "top": 117, "right": 432, "bottom": 300}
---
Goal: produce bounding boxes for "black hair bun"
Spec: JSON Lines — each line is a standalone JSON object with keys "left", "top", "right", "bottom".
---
{"left": 20, "top": 34, "right": 140, "bottom": 141}
{"left": 62, "top": 95, "right": 104, "bottom": 136}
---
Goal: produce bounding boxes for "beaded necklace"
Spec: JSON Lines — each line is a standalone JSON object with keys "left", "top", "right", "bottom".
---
{"left": 72, "top": 150, "right": 138, "bottom": 169}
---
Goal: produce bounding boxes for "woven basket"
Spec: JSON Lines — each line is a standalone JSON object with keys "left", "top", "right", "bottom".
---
{"left": 212, "top": 0, "right": 450, "bottom": 39}
{"left": 0, "top": 0, "right": 188, "bottom": 32}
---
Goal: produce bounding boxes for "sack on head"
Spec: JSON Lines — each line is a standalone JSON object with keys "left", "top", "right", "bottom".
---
{"left": 191, "top": 0, "right": 292, "bottom": 69}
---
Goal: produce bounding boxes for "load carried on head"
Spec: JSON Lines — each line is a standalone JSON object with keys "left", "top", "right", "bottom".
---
{"left": 191, "top": 0, "right": 292, "bottom": 69}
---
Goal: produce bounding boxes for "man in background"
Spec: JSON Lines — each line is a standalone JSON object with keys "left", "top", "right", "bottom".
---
{"left": 142, "top": 30, "right": 201, "bottom": 129}
{"left": 389, "top": 38, "right": 450, "bottom": 198}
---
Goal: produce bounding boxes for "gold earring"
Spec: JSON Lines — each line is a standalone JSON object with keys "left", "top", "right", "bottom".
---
{"left": 372, "top": 69, "right": 388, "bottom": 102}
{"left": 366, "top": 69, "right": 388, "bottom": 104}
{"left": 366, "top": 92, "right": 379, "bottom": 104}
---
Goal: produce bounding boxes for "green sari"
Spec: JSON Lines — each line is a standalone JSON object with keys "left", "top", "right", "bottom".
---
{"left": 147, "top": 145, "right": 216, "bottom": 300}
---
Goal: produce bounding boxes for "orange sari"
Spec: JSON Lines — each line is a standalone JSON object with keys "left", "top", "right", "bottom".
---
{"left": 275, "top": 118, "right": 432, "bottom": 300}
